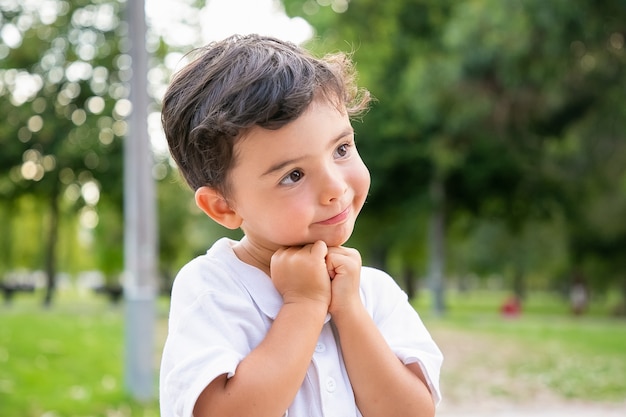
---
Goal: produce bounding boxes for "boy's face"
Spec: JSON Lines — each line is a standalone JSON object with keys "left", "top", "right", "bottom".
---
{"left": 227, "top": 99, "right": 370, "bottom": 250}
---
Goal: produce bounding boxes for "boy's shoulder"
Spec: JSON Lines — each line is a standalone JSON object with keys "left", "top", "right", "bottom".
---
{"left": 360, "top": 265, "right": 409, "bottom": 302}
{"left": 171, "top": 238, "right": 245, "bottom": 293}
{"left": 171, "top": 238, "right": 278, "bottom": 303}
{"left": 177, "top": 238, "right": 237, "bottom": 274}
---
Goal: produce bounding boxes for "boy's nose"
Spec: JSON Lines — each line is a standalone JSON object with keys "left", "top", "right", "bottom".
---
{"left": 319, "top": 167, "right": 347, "bottom": 204}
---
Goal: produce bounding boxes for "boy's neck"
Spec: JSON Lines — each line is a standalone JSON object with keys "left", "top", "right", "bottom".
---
{"left": 233, "top": 236, "right": 273, "bottom": 276}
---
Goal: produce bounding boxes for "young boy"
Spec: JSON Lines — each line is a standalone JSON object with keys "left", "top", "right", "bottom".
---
{"left": 159, "top": 34, "right": 443, "bottom": 417}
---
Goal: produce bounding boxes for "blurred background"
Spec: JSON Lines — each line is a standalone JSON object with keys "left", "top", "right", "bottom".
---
{"left": 1, "top": 0, "right": 625, "bottom": 416}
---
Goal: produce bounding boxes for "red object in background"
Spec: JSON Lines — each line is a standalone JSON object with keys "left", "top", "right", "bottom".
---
{"left": 500, "top": 296, "right": 522, "bottom": 318}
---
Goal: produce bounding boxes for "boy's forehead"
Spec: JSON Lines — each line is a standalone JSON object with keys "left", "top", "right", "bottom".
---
{"left": 238, "top": 96, "right": 347, "bottom": 135}
{"left": 234, "top": 99, "right": 351, "bottom": 155}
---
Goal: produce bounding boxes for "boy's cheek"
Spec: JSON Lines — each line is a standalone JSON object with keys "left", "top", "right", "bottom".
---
{"left": 355, "top": 161, "right": 371, "bottom": 193}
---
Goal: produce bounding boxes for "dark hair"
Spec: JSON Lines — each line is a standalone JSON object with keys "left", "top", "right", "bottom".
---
{"left": 161, "top": 34, "right": 371, "bottom": 196}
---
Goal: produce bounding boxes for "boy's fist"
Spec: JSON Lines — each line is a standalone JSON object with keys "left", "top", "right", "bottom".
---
{"left": 325, "top": 246, "right": 362, "bottom": 317}
{"left": 270, "top": 241, "right": 332, "bottom": 307}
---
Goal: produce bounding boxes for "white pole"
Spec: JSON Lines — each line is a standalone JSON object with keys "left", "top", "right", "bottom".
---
{"left": 123, "top": 0, "right": 157, "bottom": 401}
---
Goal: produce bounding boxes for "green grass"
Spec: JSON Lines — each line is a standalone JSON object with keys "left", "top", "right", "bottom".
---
{"left": 0, "top": 290, "right": 164, "bottom": 417}
{"left": 1, "top": 288, "right": 625, "bottom": 416}
{"left": 415, "top": 290, "right": 626, "bottom": 403}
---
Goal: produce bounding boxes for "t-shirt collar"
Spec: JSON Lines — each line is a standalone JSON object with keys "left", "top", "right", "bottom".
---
{"left": 217, "top": 238, "right": 331, "bottom": 323}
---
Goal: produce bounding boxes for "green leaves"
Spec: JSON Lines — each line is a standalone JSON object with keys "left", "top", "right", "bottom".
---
{"left": 284, "top": 0, "right": 626, "bottom": 294}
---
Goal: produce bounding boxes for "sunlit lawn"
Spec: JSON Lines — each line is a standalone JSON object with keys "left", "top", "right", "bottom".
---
{"left": 1, "top": 287, "right": 625, "bottom": 416}
{"left": 0, "top": 290, "right": 165, "bottom": 417}
{"left": 414, "top": 290, "right": 626, "bottom": 404}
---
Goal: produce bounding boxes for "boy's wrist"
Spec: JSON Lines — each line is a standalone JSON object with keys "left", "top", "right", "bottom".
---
{"left": 282, "top": 296, "right": 329, "bottom": 315}
{"left": 329, "top": 298, "right": 367, "bottom": 326}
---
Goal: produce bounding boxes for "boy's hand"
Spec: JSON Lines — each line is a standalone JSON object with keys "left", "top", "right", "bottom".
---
{"left": 326, "top": 246, "right": 362, "bottom": 317}
{"left": 270, "top": 241, "right": 332, "bottom": 308}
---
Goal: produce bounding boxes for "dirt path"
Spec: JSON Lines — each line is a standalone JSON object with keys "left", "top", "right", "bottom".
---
{"left": 430, "top": 328, "right": 626, "bottom": 416}
{"left": 437, "top": 404, "right": 626, "bottom": 417}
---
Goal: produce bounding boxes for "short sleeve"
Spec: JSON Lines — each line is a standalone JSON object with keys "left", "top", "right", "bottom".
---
{"left": 360, "top": 267, "right": 444, "bottom": 404}
{"left": 160, "top": 294, "right": 242, "bottom": 417}
{"left": 159, "top": 258, "right": 272, "bottom": 417}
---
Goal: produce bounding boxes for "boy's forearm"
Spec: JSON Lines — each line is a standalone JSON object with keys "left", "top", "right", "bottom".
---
{"left": 332, "top": 305, "right": 436, "bottom": 417}
{"left": 193, "top": 300, "right": 328, "bottom": 417}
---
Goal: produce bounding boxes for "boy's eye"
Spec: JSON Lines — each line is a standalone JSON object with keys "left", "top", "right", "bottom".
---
{"left": 334, "top": 143, "right": 351, "bottom": 158}
{"left": 280, "top": 169, "right": 303, "bottom": 185}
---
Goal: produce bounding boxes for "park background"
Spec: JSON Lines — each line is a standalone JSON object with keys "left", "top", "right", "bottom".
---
{"left": 1, "top": 0, "right": 625, "bottom": 416}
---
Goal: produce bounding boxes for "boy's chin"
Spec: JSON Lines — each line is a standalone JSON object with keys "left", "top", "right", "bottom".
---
{"left": 320, "top": 228, "right": 355, "bottom": 247}
{"left": 285, "top": 236, "right": 349, "bottom": 248}
{"left": 312, "top": 234, "right": 351, "bottom": 248}
{"left": 322, "top": 237, "right": 350, "bottom": 248}
{"left": 284, "top": 228, "right": 354, "bottom": 248}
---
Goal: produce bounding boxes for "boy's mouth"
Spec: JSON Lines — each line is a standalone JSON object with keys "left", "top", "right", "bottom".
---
{"left": 316, "top": 207, "right": 350, "bottom": 225}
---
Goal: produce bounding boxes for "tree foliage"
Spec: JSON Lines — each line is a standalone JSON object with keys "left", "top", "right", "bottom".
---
{"left": 2, "top": 0, "right": 625, "bottom": 309}
{"left": 283, "top": 0, "right": 626, "bottom": 299}
{"left": 0, "top": 0, "right": 127, "bottom": 305}
{"left": 0, "top": 1, "right": 238, "bottom": 304}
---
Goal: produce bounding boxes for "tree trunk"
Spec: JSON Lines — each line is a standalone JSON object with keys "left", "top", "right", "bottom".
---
{"left": 0, "top": 201, "right": 15, "bottom": 279}
{"left": 428, "top": 176, "right": 446, "bottom": 316}
{"left": 369, "top": 245, "right": 388, "bottom": 271}
{"left": 43, "top": 182, "right": 60, "bottom": 308}
{"left": 620, "top": 275, "right": 626, "bottom": 317}
{"left": 403, "top": 266, "right": 416, "bottom": 300}
{"left": 512, "top": 264, "right": 525, "bottom": 300}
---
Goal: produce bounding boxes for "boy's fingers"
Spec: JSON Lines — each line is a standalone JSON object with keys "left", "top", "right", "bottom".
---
{"left": 326, "top": 247, "right": 361, "bottom": 267}
{"left": 309, "top": 240, "right": 328, "bottom": 258}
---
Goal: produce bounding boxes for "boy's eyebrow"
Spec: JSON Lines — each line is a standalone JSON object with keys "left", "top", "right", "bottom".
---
{"left": 262, "top": 127, "right": 354, "bottom": 177}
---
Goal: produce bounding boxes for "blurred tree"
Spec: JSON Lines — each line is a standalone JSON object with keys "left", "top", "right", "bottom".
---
{"left": 1, "top": 0, "right": 222, "bottom": 307}
{"left": 284, "top": 0, "right": 626, "bottom": 310}
{"left": 0, "top": 0, "right": 127, "bottom": 306}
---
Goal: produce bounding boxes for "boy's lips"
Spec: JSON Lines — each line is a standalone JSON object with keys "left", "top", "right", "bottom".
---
{"left": 317, "top": 207, "right": 350, "bottom": 225}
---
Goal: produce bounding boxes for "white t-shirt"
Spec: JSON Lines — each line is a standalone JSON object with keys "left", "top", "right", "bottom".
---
{"left": 160, "top": 238, "right": 443, "bottom": 417}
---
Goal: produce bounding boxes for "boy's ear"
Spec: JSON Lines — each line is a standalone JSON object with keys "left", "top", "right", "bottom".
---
{"left": 194, "top": 186, "right": 242, "bottom": 230}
